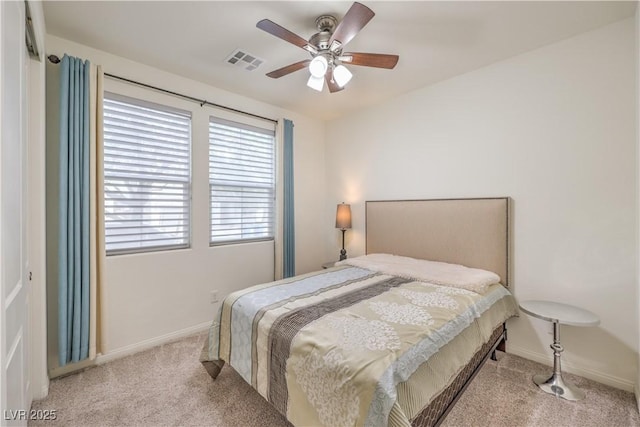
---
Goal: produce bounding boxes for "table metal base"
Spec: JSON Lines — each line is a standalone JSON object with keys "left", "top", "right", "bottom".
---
{"left": 532, "top": 320, "right": 585, "bottom": 401}
{"left": 533, "top": 372, "right": 585, "bottom": 401}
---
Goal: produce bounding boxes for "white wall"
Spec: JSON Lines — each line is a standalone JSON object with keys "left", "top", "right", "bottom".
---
{"left": 326, "top": 18, "right": 637, "bottom": 390}
{"left": 45, "top": 35, "right": 325, "bottom": 371}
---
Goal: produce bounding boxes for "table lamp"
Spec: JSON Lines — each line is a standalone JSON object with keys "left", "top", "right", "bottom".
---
{"left": 335, "top": 203, "right": 352, "bottom": 261}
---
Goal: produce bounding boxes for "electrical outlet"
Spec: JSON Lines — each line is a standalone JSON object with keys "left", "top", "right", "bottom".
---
{"left": 210, "top": 290, "right": 219, "bottom": 304}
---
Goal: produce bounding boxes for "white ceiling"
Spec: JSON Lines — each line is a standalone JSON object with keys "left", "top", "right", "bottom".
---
{"left": 43, "top": 1, "right": 636, "bottom": 120}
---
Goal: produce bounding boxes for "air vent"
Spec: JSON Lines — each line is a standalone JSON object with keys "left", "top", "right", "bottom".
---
{"left": 225, "top": 49, "right": 265, "bottom": 71}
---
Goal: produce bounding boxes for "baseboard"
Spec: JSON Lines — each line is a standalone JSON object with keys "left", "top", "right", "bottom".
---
{"left": 96, "top": 321, "right": 211, "bottom": 365}
{"left": 30, "top": 370, "right": 50, "bottom": 400}
{"left": 49, "top": 354, "right": 99, "bottom": 378}
{"left": 49, "top": 321, "right": 211, "bottom": 378}
{"left": 508, "top": 344, "right": 634, "bottom": 392}
{"left": 39, "top": 383, "right": 49, "bottom": 400}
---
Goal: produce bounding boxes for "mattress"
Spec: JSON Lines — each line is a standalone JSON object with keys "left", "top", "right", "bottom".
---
{"left": 201, "top": 262, "right": 518, "bottom": 427}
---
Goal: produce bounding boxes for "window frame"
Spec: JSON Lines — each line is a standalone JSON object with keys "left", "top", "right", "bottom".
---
{"left": 208, "top": 116, "right": 276, "bottom": 246}
{"left": 103, "top": 91, "right": 193, "bottom": 256}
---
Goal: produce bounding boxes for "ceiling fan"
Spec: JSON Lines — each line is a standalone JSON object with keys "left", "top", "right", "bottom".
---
{"left": 256, "top": 2, "right": 399, "bottom": 93}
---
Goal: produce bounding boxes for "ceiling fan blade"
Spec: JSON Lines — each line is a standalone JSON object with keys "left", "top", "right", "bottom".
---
{"left": 329, "top": 2, "right": 375, "bottom": 49}
{"left": 325, "top": 72, "right": 344, "bottom": 93}
{"left": 266, "top": 60, "right": 311, "bottom": 78}
{"left": 341, "top": 52, "right": 399, "bottom": 69}
{"left": 257, "top": 19, "right": 317, "bottom": 54}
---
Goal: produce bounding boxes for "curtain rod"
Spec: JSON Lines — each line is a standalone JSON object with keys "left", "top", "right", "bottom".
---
{"left": 47, "top": 54, "right": 278, "bottom": 125}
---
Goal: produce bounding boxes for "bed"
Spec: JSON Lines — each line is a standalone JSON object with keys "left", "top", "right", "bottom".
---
{"left": 201, "top": 197, "right": 518, "bottom": 427}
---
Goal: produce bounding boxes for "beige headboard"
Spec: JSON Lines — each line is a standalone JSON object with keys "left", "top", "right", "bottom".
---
{"left": 366, "top": 198, "right": 510, "bottom": 286}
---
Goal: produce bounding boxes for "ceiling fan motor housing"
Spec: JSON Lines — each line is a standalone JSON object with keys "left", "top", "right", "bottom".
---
{"left": 310, "top": 15, "right": 340, "bottom": 53}
{"left": 309, "top": 31, "right": 332, "bottom": 51}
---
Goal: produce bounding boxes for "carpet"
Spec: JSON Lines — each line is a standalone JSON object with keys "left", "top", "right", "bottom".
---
{"left": 30, "top": 332, "right": 639, "bottom": 427}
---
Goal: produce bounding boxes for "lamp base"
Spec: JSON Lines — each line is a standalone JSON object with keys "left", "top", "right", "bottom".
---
{"left": 339, "top": 249, "right": 346, "bottom": 261}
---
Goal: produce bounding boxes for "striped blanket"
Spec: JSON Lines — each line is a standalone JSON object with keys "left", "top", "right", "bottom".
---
{"left": 201, "top": 265, "right": 517, "bottom": 427}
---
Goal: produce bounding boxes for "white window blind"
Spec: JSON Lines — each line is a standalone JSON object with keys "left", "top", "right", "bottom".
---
{"left": 103, "top": 93, "right": 191, "bottom": 254}
{"left": 209, "top": 117, "right": 275, "bottom": 245}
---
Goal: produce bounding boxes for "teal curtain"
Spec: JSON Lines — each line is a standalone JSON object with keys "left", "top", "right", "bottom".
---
{"left": 283, "top": 119, "right": 295, "bottom": 278}
{"left": 58, "top": 54, "right": 91, "bottom": 366}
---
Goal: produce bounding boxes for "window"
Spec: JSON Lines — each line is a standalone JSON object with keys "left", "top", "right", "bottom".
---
{"left": 209, "top": 117, "right": 275, "bottom": 245}
{"left": 103, "top": 93, "right": 191, "bottom": 254}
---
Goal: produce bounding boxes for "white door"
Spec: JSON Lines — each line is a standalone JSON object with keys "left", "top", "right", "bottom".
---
{"left": 1, "top": 0, "right": 31, "bottom": 425}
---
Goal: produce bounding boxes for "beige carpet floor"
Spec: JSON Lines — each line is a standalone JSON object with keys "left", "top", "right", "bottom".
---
{"left": 30, "top": 332, "right": 639, "bottom": 427}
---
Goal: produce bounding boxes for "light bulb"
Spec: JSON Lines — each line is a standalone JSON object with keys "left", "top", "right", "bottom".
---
{"left": 308, "top": 56, "right": 328, "bottom": 78}
{"left": 333, "top": 65, "right": 352, "bottom": 88}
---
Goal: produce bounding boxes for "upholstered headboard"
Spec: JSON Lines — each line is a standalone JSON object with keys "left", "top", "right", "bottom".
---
{"left": 365, "top": 198, "right": 510, "bottom": 286}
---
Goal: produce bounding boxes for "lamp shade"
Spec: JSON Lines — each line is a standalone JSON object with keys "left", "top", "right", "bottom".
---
{"left": 333, "top": 65, "right": 352, "bottom": 88}
{"left": 307, "top": 74, "right": 324, "bottom": 92}
{"left": 309, "top": 56, "right": 328, "bottom": 78}
{"left": 335, "top": 203, "right": 352, "bottom": 229}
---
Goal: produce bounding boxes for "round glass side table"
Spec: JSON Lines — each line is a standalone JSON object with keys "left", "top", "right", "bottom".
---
{"left": 519, "top": 300, "right": 600, "bottom": 401}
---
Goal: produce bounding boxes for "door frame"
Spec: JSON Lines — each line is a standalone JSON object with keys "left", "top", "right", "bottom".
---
{"left": 25, "top": 0, "right": 48, "bottom": 401}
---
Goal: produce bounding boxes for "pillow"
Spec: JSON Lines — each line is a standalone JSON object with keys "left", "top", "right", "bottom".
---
{"left": 336, "top": 253, "right": 500, "bottom": 294}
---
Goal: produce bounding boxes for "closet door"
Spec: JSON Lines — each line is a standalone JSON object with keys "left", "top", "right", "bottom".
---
{"left": 1, "top": 0, "right": 31, "bottom": 424}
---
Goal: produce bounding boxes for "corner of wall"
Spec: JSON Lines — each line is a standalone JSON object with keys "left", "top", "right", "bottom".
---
{"left": 635, "top": 2, "right": 640, "bottom": 415}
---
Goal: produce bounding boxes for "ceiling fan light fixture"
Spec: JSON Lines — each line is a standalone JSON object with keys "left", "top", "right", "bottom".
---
{"left": 333, "top": 64, "right": 353, "bottom": 88}
{"left": 307, "top": 74, "right": 325, "bottom": 91}
{"left": 257, "top": 2, "right": 398, "bottom": 94}
{"left": 309, "top": 56, "right": 328, "bottom": 78}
